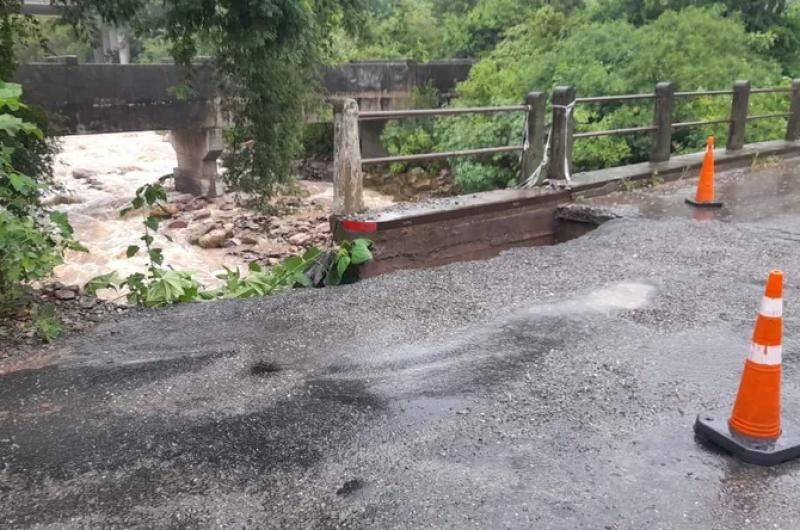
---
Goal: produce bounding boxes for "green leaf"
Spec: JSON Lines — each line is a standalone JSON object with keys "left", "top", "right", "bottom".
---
{"left": 293, "top": 271, "right": 312, "bottom": 287}
{"left": 68, "top": 241, "right": 89, "bottom": 253}
{"left": 144, "top": 216, "right": 160, "bottom": 231}
{"left": 302, "top": 246, "right": 324, "bottom": 263}
{"left": 0, "top": 114, "right": 25, "bottom": 136}
{"left": 248, "top": 261, "right": 263, "bottom": 273}
{"left": 126, "top": 245, "right": 140, "bottom": 258}
{"left": 149, "top": 248, "right": 164, "bottom": 266}
{"left": 0, "top": 82, "right": 23, "bottom": 101}
{"left": 144, "top": 271, "right": 191, "bottom": 306}
{"left": 337, "top": 253, "right": 352, "bottom": 277}
{"left": 49, "top": 211, "right": 75, "bottom": 238}
{"left": 325, "top": 267, "right": 342, "bottom": 287}
{"left": 349, "top": 239, "right": 373, "bottom": 265}
{"left": 8, "top": 172, "right": 37, "bottom": 195}
{"left": 84, "top": 271, "right": 122, "bottom": 295}
{"left": 283, "top": 256, "right": 305, "bottom": 271}
{"left": 143, "top": 184, "right": 167, "bottom": 205}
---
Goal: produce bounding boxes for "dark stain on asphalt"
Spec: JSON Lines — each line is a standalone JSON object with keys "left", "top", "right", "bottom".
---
{"left": 1, "top": 373, "right": 384, "bottom": 526}
{"left": 336, "top": 478, "right": 364, "bottom": 496}
{"left": 250, "top": 360, "right": 281, "bottom": 376}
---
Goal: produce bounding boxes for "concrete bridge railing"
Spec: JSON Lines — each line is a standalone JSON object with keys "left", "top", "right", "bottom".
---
{"left": 332, "top": 79, "right": 800, "bottom": 215}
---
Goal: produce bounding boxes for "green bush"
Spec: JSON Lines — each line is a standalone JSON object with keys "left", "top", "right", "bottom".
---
{"left": 0, "top": 81, "right": 82, "bottom": 309}
{"left": 381, "top": 119, "right": 437, "bottom": 174}
{"left": 378, "top": 84, "right": 442, "bottom": 174}
{"left": 435, "top": 111, "right": 524, "bottom": 191}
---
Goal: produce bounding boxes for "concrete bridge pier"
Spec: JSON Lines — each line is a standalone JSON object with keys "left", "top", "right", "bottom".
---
{"left": 170, "top": 128, "right": 223, "bottom": 198}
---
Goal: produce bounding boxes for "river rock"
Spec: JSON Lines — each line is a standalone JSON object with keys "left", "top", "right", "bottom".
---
{"left": 150, "top": 203, "right": 180, "bottom": 218}
{"left": 240, "top": 235, "right": 259, "bottom": 245}
{"left": 79, "top": 297, "right": 97, "bottom": 309}
{"left": 54, "top": 288, "right": 77, "bottom": 301}
{"left": 288, "top": 232, "right": 311, "bottom": 245}
{"left": 198, "top": 229, "right": 227, "bottom": 249}
{"left": 183, "top": 198, "right": 209, "bottom": 211}
{"left": 412, "top": 177, "right": 433, "bottom": 192}
{"left": 186, "top": 223, "right": 214, "bottom": 244}
{"left": 72, "top": 168, "right": 97, "bottom": 180}
{"left": 167, "top": 220, "right": 188, "bottom": 229}
{"left": 193, "top": 210, "right": 211, "bottom": 221}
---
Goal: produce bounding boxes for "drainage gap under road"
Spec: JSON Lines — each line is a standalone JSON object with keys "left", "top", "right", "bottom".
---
{"left": 334, "top": 189, "right": 616, "bottom": 277}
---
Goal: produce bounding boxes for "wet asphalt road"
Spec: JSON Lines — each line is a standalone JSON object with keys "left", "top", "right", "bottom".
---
{"left": 5, "top": 161, "right": 800, "bottom": 528}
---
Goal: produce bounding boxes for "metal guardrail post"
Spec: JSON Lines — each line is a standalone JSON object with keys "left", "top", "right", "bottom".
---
{"left": 727, "top": 80, "right": 751, "bottom": 151}
{"left": 650, "top": 82, "right": 674, "bottom": 162}
{"left": 549, "top": 86, "right": 576, "bottom": 181}
{"left": 787, "top": 79, "right": 800, "bottom": 142}
{"left": 333, "top": 98, "right": 364, "bottom": 216}
{"left": 521, "top": 92, "right": 546, "bottom": 181}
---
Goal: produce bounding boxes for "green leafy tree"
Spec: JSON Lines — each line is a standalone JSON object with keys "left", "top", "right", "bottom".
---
{"left": 432, "top": 6, "right": 788, "bottom": 190}
{"left": 336, "top": 0, "right": 444, "bottom": 61}
{"left": 441, "top": 0, "right": 582, "bottom": 58}
{"left": 591, "top": 0, "right": 788, "bottom": 31}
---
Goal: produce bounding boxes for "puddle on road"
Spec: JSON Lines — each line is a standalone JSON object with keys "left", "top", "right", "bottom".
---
{"left": 526, "top": 282, "right": 654, "bottom": 318}
{"left": 391, "top": 395, "right": 476, "bottom": 427}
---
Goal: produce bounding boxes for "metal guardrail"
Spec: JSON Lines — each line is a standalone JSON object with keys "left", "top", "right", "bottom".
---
{"left": 358, "top": 105, "right": 529, "bottom": 121}
{"left": 570, "top": 80, "right": 800, "bottom": 170}
{"left": 331, "top": 79, "right": 800, "bottom": 216}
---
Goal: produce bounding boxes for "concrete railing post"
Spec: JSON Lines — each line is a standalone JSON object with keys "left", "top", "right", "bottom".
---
{"left": 549, "top": 86, "right": 576, "bottom": 182}
{"left": 727, "top": 80, "right": 751, "bottom": 151}
{"left": 333, "top": 98, "right": 364, "bottom": 216}
{"left": 787, "top": 79, "right": 800, "bottom": 142}
{"left": 521, "top": 91, "right": 546, "bottom": 182}
{"left": 650, "top": 82, "right": 674, "bottom": 162}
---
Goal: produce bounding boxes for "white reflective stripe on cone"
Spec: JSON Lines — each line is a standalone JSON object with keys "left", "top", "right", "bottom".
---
{"left": 749, "top": 343, "right": 782, "bottom": 365}
{"left": 759, "top": 296, "right": 783, "bottom": 318}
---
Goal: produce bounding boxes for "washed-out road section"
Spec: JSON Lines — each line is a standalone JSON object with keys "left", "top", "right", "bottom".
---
{"left": 4, "top": 160, "right": 800, "bottom": 528}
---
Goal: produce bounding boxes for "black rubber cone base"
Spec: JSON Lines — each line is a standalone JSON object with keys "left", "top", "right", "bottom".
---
{"left": 694, "top": 410, "right": 800, "bottom": 466}
{"left": 685, "top": 198, "right": 724, "bottom": 208}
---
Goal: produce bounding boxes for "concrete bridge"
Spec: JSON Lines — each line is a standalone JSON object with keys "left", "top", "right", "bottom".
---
{"left": 14, "top": 59, "right": 474, "bottom": 195}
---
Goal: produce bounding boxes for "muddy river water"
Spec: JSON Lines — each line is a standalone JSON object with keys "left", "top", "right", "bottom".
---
{"left": 48, "top": 132, "right": 393, "bottom": 297}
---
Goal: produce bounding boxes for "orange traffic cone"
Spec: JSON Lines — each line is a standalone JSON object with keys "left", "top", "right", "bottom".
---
{"left": 686, "top": 136, "right": 723, "bottom": 208}
{"left": 729, "top": 271, "right": 783, "bottom": 440}
{"left": 695, "top": 271, "right": 800, "bottom": 466}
